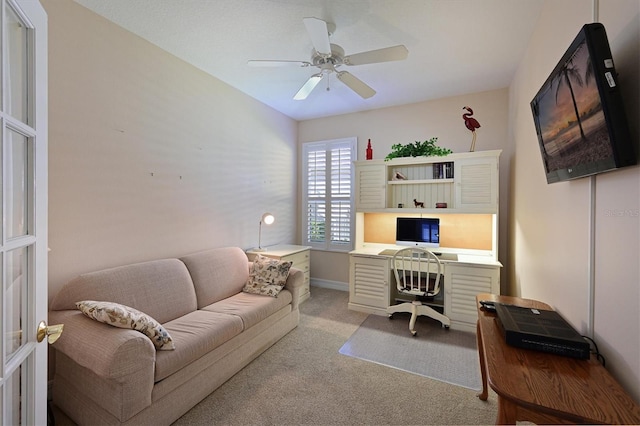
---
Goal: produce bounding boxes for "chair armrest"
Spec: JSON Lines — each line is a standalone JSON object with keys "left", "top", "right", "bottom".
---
{"left": 285, "top": 267, "right": 304, "bottom": 310}
{"left": 48, "top": 310, "right": 156, "bottom": 379}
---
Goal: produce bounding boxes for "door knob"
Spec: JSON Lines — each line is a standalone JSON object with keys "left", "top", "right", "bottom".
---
{"left": 36, "top": 321, "right": 64, "bottom": 344}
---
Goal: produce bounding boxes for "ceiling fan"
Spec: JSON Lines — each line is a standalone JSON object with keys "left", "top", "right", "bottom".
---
{"left": 247, "top": 17, "right": 409, "bottom": 100}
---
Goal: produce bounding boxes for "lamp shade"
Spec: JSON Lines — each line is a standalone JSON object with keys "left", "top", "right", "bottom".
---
{"left": 261, "top": 212, "right": 275, "bottom": 225}
{"left": 256, "top": 212, "right": 275, "bottom": 251}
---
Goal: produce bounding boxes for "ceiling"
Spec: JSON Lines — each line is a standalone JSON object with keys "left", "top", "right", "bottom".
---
{"left": 73, "top": 0, "right": 544, "bottom": 121}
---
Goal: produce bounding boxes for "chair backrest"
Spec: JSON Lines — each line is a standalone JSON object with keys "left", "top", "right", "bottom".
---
{"left": 392, "top": 247, "right": 442, "bottom": 297}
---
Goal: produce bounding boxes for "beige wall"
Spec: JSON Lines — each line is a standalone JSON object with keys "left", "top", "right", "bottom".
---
{"left": 44, "top": 0, "right": 298, "bottom": 302}
{"left": 298, "top": 89, "right": 511, "bottom": 288}
{"left": 510, "top": 0, "right": 640, "bottom": 401}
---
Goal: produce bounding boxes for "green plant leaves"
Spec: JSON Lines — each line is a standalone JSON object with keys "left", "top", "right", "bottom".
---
{"left": 384, "top": 137, "right": 452, "bottom": 160}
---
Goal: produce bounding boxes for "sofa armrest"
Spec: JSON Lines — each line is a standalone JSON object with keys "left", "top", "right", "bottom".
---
{"left": 50, "top": 310, "right": 157, "bottom": 421}
{"left": 49, "top": 309, "right": 156, "bottom": 379}
{"left": 285, "top": 267, "right": 304, "bottom": 310}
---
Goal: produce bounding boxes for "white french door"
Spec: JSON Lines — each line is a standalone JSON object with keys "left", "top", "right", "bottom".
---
{"left": 0, "top": 0, "right": 48, "bottom": 425}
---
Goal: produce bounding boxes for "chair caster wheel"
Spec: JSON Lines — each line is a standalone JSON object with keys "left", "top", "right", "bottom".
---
{"left": 388, "top": 314, "right": 393, "bottom": 319}
{"left": 443, "top": 324, "right": 450, "bottom": 329}
{"left": 411, "top": 330, "right": 417, "bottom": 336}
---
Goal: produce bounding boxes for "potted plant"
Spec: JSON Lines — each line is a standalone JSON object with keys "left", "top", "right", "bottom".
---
{"left": 385, "top": 137, "right": 452, "bottom": 160}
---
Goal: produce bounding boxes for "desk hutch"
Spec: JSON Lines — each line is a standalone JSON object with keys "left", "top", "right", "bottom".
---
{"left": 349, "top": 150, "right": 502, "bottom": 332}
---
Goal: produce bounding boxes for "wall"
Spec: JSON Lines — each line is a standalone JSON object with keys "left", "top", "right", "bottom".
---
{"left": 298, "top": 89, "right": 510, "bottom": 288}
{"left": 510, "top": 0, "right": 639, "bottom": 401}
{"left": 44, "top": 0, "right": 298, "bottom": 302}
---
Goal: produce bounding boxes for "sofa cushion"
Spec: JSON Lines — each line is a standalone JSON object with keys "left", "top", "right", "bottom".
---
{"left": 201, "top": 290, "right": 293, "bottom": 330}
{"left": 242, "top": 254, "right": 293, "bottom": 297}
{"left": 76, "top": 300, "right": 175, "bottom": 350}
{"left": 156, "top": 310, "right": 243, "bottom": 381}
{"left": 180, "top": 247, "right": 250, "bottom": 309}
{"left": 50, "top": 259, "right": 197, "bottom": 324}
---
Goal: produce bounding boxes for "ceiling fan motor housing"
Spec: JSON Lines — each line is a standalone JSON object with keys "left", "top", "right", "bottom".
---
{"left": 312, "top": 43, "right": 345, "bottom": 68}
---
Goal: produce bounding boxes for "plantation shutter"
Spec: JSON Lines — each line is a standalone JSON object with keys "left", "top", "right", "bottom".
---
{"left": 306, "top": 148, "right": 326, "bottom": 243}
{"left": 303, "top": 138, "right": 356, "bottom": 251}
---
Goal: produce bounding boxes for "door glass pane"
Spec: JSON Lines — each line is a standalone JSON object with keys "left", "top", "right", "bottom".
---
{"left": 7, "top": 129, "right": 28, "bottom": 239}
{"left": 6, "top": 247, "right": 27, "bottom": 359}
{"left": 6, "top": 4, "right": 29, "bottom": 123}
{"left": 5, "top": 364, "right": 24, "bottom": 425}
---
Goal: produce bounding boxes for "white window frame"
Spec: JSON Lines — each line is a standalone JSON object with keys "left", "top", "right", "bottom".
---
{"left": 302, "top": 137, "right": 357, "bottom": 252}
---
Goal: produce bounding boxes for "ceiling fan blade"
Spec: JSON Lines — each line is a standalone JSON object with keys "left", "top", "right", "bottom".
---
{"left": 343, "top": 45, "right": 409, "bottom": 66}
{"left": 294, "top": 73, "right": 323, "bottom": 100}
{"left": 247, "top": 60, "right": 311, "bottom": 67}
{"left": 336, "top": 71, "right": 376, "bottom": 99}
{"left": 303, "top": 17, "right": 331, "bottom": 56}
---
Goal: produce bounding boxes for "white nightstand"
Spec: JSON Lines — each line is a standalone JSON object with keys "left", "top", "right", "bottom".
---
{"left": 246, "top": 245, "right": 311, "bottom": 303}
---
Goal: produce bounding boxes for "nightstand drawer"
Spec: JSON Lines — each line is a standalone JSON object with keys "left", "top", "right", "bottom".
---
{"left": 283, "top": 250, "right": 310, "bottom": 266}
{"left": 292, "top": 259, "right": 310, "bottom": 274}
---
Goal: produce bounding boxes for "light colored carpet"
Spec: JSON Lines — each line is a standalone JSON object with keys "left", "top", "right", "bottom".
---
{"left": 172, "top": 287, "right": 497, "bottom": 425}
{"left": 339, "top": 312, "right": 482, "bottom": 390}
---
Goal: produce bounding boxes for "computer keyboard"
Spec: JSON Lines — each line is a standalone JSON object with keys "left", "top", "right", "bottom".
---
{"left": 378, "top": 249, "right": 398, "bottom": 256}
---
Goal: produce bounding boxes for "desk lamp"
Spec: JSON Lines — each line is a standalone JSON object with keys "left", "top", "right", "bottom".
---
{"left": 256, "top": 212, "right": 275, "bottom": 252}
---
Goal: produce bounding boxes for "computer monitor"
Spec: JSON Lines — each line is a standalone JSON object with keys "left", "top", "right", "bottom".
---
{"left": 395, "top": 217, "right": 440, "bottom": 249}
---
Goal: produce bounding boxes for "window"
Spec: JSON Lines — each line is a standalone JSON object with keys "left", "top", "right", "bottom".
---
{"left": 302, "top": 137, "right": 356, "bottom": 251}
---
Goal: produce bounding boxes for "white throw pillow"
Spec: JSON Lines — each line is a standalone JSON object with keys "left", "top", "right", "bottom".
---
{"left": 243, "top": 254, "right": 293, "bottom": 297}
{"left": 76, "top": 300, "right": 175, "bottom": 350}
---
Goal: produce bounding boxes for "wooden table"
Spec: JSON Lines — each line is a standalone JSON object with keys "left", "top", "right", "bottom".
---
{"left": 476, "top": 293, "right": 640, "bottom": 424}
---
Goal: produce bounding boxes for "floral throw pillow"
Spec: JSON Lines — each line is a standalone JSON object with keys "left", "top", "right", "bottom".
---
{"left": 243, "top": 254, "right": 293, "bottom": 297}
{"left": 76, "top": 300, "right": 175, "bottom": 350}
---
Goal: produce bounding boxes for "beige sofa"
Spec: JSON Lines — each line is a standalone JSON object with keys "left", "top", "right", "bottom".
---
{"left": 48, "top": 246, "right": 303, "bottom": 425}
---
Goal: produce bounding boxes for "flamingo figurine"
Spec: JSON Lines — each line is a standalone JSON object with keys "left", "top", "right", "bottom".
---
{"left": 462, "top": 106, "right": 481, "bottom": 152}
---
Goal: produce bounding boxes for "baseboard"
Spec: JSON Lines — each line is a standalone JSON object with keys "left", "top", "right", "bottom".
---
{"left": 310, "top": 278, "right": 348, "bottom": 292}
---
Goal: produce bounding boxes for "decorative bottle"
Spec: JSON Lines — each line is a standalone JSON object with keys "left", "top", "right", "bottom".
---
{"left": 366, "top": 139, "right": 373, "bottom": 160}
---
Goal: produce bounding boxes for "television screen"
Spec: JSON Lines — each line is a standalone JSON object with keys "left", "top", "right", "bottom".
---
{"left": 396, "top": 217, "right": 439, "bottom": 248}
{"left": 530, "top": 23, "right": 635, "bottom": 183}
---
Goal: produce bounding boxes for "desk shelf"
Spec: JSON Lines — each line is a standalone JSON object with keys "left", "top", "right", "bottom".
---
{"left": 355, "top": 150, "right": 500, "bottom": 212}
{"left": 388, "top": 178, "right": 455, "bottom": 185}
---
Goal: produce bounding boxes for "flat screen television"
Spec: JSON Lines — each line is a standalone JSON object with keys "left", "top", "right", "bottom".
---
{"left": 530, "top": 23, "right": 636, "bottom": 184}
{"left": 396, "top": 217, "right": 439, "bottom": 248}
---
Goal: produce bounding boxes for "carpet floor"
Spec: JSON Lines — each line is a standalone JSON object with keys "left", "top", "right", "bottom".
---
{"left": 339, "top": 312, "right": 482, "bottom": 391}
{"left": 172, "top": 287, "right": 498, "bottom": 425}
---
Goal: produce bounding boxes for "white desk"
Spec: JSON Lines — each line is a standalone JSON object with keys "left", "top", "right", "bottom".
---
{"left": 348, "top": 245, "right": 502, "bottom": 332}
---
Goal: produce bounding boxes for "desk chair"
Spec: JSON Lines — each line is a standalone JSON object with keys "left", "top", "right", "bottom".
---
{"left": 387, "top": 247, "right": 450, "bottom": 335}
